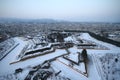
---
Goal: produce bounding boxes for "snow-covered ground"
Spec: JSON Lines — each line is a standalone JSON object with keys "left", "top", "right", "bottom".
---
{"left": 80, "top": 33, "right": 120, "bottom": 53}
{"left": 92, "top": 53, "right": 120, "bottom": 80}
{"left": 0, "top": 32, "right": 120, "bottom": 80}
{"left": 63, "top": 52, "right": 79, "bottom": 63}
{"left": 0, "top": 38, "right": 19, "bottom": 60}
{"left": 51, "top": 54, "right": 101, "bottom": 80}
{"left": 0, "top": 37, "right": 68, "bottom": 79}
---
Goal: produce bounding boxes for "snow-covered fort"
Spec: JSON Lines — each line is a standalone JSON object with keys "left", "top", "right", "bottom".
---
{"left": 0, "top": 31, "right": 120, "bottom": 80}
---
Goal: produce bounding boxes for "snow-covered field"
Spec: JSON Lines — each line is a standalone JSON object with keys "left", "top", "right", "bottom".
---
{"left": 0, "top": 32, "right": 120, "bottom": 80}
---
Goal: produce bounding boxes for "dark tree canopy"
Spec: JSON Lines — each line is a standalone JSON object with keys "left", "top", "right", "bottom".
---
{"left": 81, "top": 49, "right": 88, "bottom": 62}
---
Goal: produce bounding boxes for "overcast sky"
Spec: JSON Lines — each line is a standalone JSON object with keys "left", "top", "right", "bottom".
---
{"left": 0, "top": 0, "right": 120, "bottom": 22}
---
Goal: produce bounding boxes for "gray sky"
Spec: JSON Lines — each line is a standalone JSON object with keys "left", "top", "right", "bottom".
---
{"left": 0, "top": 0, "right": 120, "bottom": 22}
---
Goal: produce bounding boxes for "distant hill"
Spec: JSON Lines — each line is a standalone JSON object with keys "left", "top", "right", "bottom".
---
{"left": 0, "top": 18, "right": 65, "bottom": 23}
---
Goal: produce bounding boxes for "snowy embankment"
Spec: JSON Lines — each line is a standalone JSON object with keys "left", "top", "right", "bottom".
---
{"left": 0, "top": 37, "right": 28, "bottom": 74}
{"left": 80, "top": 33, "right": 120, "bottom": 80}
{"left": 0, "top": 38, "right": 19, "bottom": 61}
{"left": 51, "top": 54, "right": 101, "bottom": 80}
{"left": 0, "top": 37, "right": 68, "bottom": 78}
{"left": 80, "top": 33, "right": 120, "bottom": 53}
